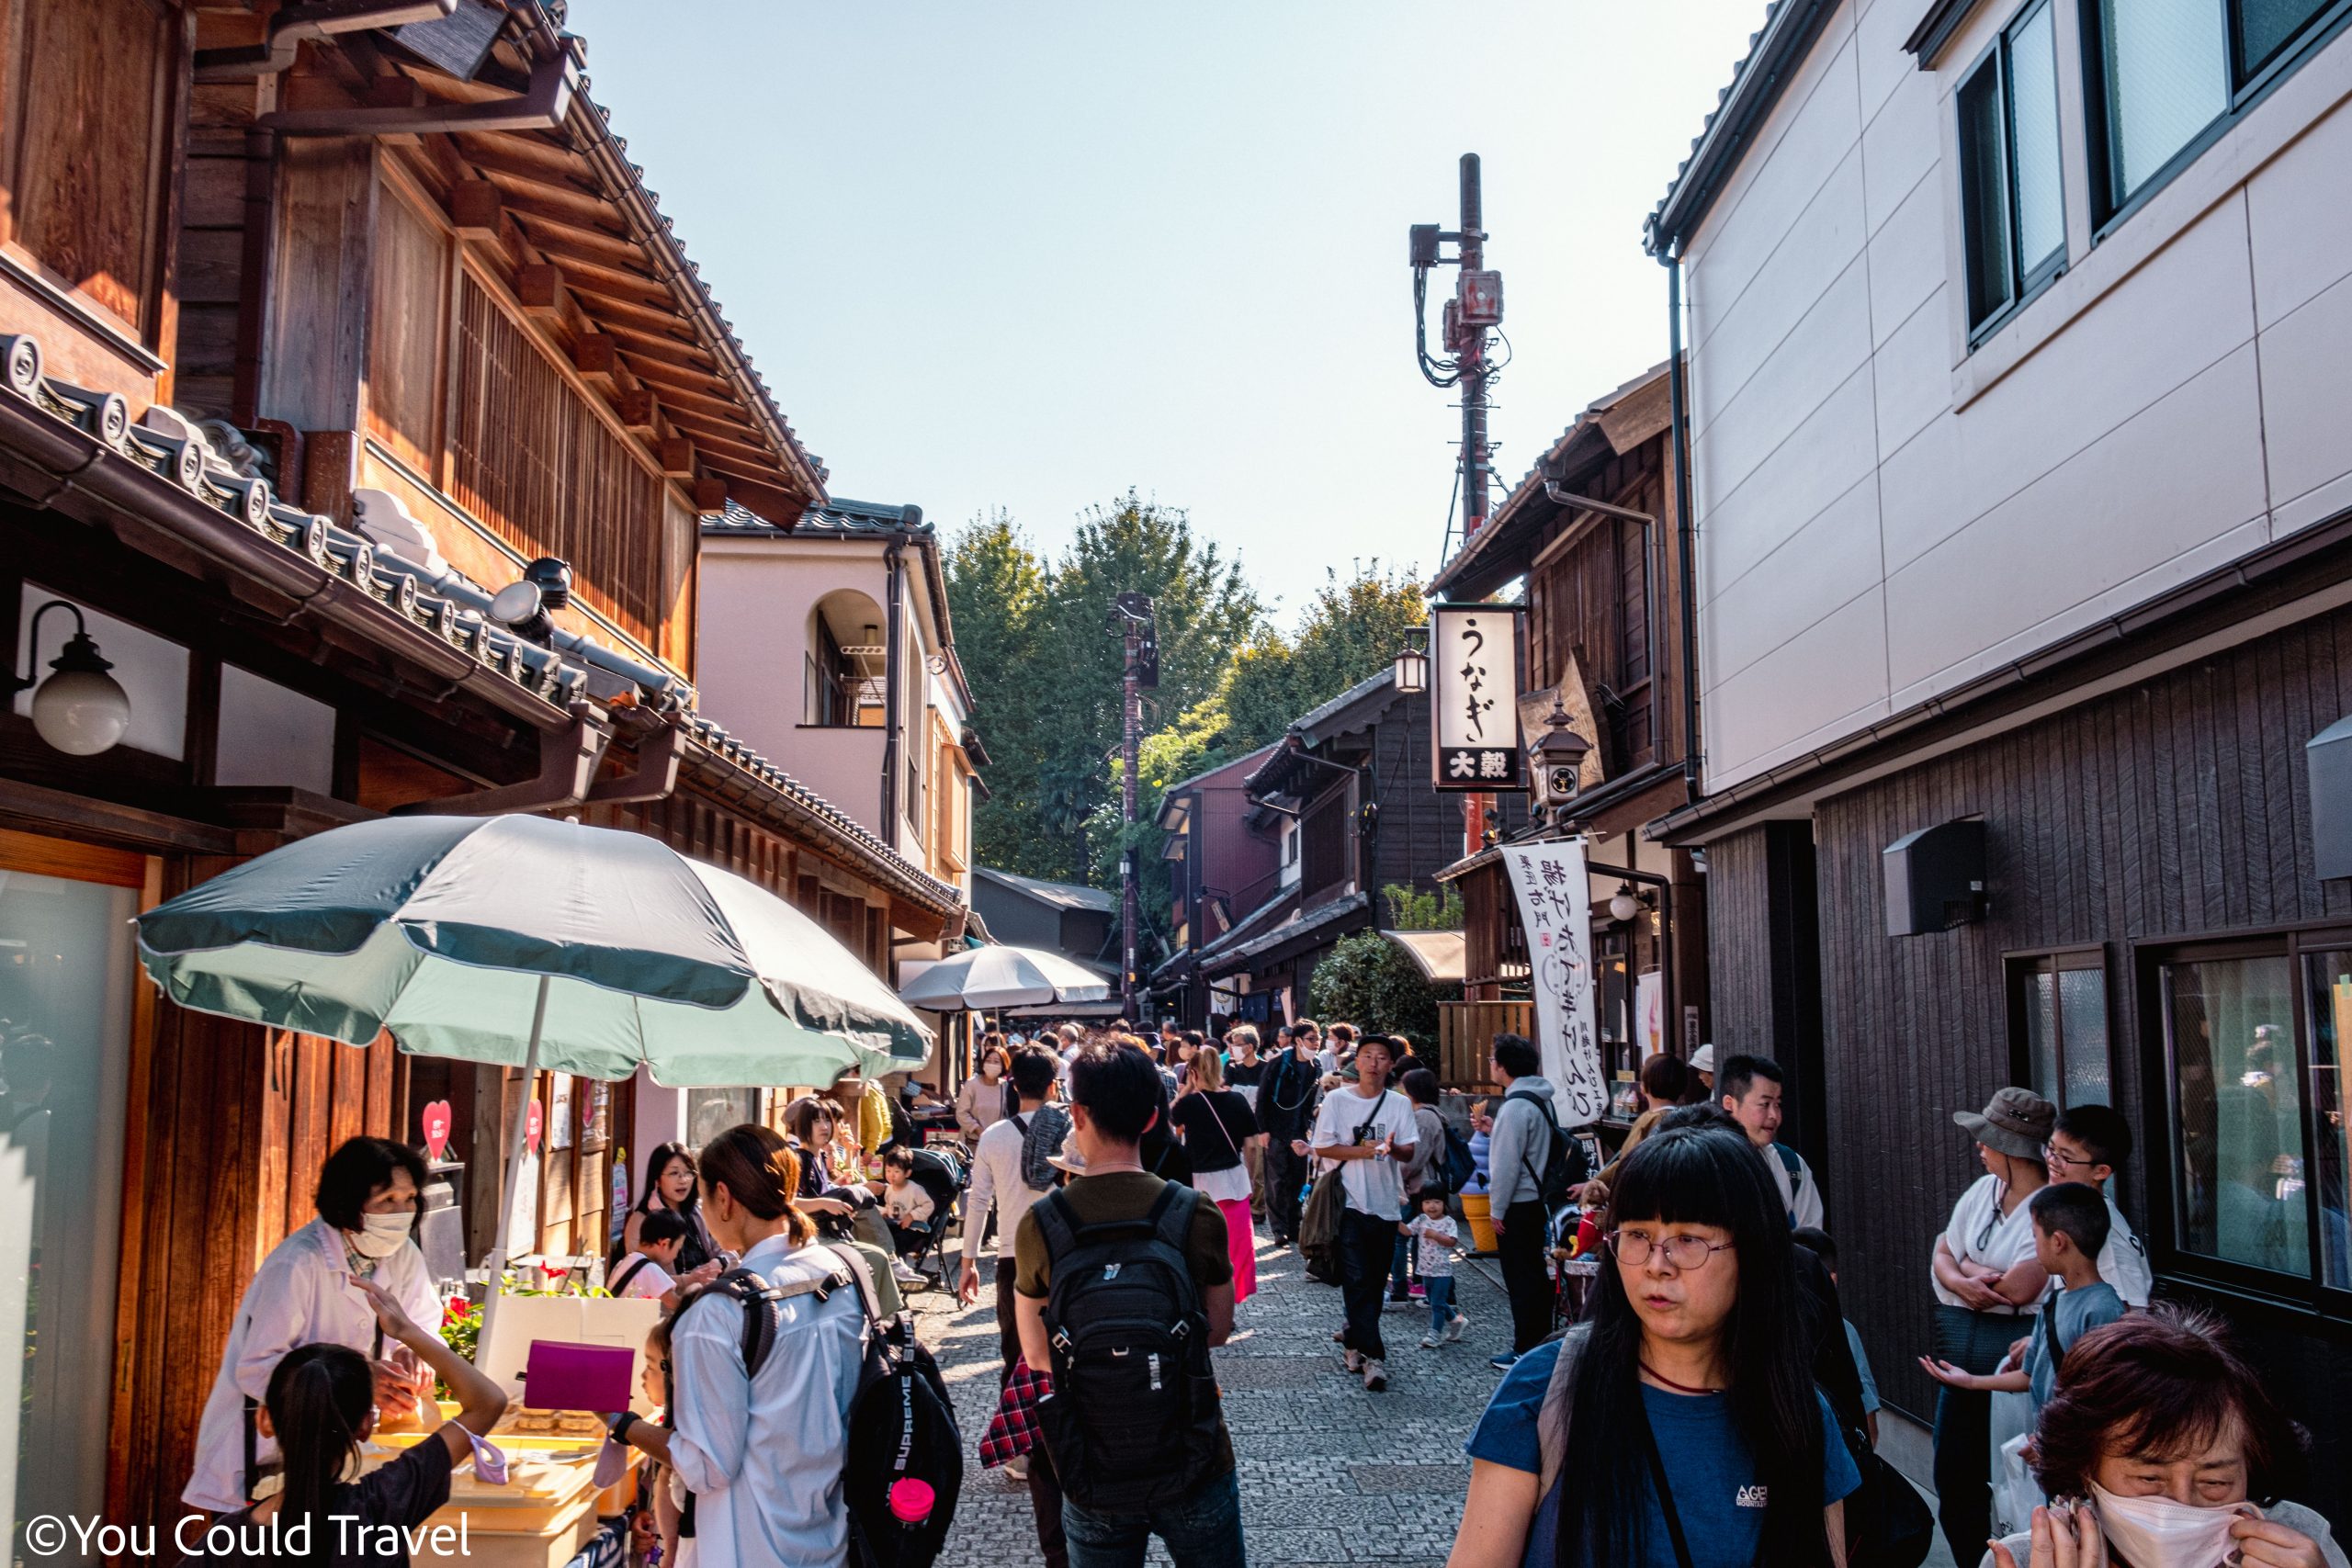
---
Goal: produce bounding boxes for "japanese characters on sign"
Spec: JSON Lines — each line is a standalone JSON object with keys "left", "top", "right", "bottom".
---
{"left": 1499, "top": 839, "right": 1608, "bottom": 1126}
{"left": 1430, "top": 603, "right": 1524, "bottom": 793}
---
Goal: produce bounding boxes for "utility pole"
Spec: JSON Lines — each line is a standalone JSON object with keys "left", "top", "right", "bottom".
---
{"left": 1109, "top": 592, "right": 1157, "bottom": 1020}
{"left": 1409, "top": 153, "right": 1507, "bottom": 853}
{"left": 1409, "top": 152, "right": 1505, "bottom": 550}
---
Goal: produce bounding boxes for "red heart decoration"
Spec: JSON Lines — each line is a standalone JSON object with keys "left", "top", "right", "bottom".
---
{"left": 526, "top": 1099, "right": 544, "bottom": 1153}
{"left": 419, "top": 1100, "right": 453, "bottom": 1161}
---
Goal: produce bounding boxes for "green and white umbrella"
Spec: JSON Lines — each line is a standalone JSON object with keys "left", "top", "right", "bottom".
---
{"left": 137, "top": 813, "right": 931, "bottom": 1084}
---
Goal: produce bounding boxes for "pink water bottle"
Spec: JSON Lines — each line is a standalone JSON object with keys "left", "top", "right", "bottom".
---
{"left": 888, "top": 1478, "right": 935, "bottom": 1533}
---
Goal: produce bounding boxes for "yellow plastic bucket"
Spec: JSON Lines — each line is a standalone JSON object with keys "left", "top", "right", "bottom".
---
{"left": 1463, "top": 1191, "right": 1497, "bottom": 1254}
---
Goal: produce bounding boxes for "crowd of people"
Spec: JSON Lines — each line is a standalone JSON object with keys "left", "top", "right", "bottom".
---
{"left": 166, "top": 1021, "right": 2352, "bottom": 1568}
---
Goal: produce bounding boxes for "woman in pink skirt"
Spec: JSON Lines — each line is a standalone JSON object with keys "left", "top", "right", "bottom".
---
{"left": 1170, "top": 1045, "right": 1264, "bottom": 1303}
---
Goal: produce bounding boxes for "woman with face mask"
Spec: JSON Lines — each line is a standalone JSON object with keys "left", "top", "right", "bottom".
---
{"left": 182, "top": 1135, "right": 442, "bottom": 1515}
{"left": 1986, "top": 1306, "right": 2342, "bottom": 1568}
{"left": 957, "top": 1040, "right": 1013, "bottom": 1139}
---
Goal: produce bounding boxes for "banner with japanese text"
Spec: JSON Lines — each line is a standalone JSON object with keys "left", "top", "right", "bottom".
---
{"left": 1430, "top": 603, "right": 1523, "bottom": 791}
{"left": 1499, "top": 838, "right": 1608, "bottom": 1126}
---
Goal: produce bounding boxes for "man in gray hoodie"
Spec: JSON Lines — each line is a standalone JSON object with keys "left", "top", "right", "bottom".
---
{"left": 1484, "top": 1032, "right": 1584, "bottom": 1368}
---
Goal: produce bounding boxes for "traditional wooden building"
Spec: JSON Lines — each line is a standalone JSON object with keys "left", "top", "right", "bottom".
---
{"left": 1194, "top": 671, "right": 1473, "bottom": 1026}
{"left": 1426, "top": 361, "right": 1710, "bottom": 1089}
{"left": 0, "top": 1, "right": 960, "bottom": 1531}
{"left": 1147, "top": 742, "right": 1282, "bottom": 1026}
{"left": 1645, "top": 0, "right": 2352, "bottom": 1517}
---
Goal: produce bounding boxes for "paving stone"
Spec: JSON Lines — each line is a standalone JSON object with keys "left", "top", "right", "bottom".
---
{"left": 922, "top": 1228, "right": 1510, "bottom": 1564}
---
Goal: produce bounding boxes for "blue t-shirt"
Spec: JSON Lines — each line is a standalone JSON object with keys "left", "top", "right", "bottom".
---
{"left": 2025, "top": 1281, "right": 2125, "bottom": 1409}
{"left": 1464, "top": 1339, "right": 1863, "bottom": 1568}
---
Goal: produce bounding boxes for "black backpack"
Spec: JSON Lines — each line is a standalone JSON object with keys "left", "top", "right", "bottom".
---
{"left": 671, "top": 1246, "right": 963, "bottom": 1567}
{"left": 1506, "top": 1089, "right": 1586, "bottom": 1209}
{"left": 1031, "top": 1183, "right": 1226, "bottom": 1514}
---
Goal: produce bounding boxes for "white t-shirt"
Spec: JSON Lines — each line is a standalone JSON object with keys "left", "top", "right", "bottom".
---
{"left": 611, "top": 1251, "right": 676, "bottom": 1301}
{"left": 1933, "top": 1174, "right": 2041, "bottom": 1317}
{"left": 2076, "top": 1194, "right": 2152, "bottom": 1309}
{"left": 1309, "top": 1087, "right": 1419, "bottom": 1216}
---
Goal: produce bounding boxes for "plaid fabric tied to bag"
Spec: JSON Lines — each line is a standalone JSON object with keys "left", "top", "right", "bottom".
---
{"left": 979, "top": 1357, "right": 1054, "bottom": 1468}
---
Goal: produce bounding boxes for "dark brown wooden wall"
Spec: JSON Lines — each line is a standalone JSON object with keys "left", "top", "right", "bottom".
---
{"left": 1709, "top": 609, "right": 2352, "bottom": 1513}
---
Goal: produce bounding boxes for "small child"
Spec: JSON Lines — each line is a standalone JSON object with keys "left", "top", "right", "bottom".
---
{"left": 610, "top": 1207, "right": 688, "bottom": 1303}
{"left": 1793, "top": 1225, "right": 1880, "bottom": 1448}
{"left": 637, "top": 1314, "right": 684, "bottom": 1568}
{"left": 1918, "top": 1181, "right": 2126, "bottom": 1411}
{"left": 1400, "top": 1190, "right": 1469, "bottom": 1348}
{"left": 880, "top": 1148, "right": 935, "bottom": 1227}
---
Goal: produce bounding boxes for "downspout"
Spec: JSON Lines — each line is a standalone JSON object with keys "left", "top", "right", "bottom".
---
{"left": 880, "top": 536, "right": 907, "bottom": 846}
{"left": 1666, "top": 252, "right": 1703, "bottom": 801}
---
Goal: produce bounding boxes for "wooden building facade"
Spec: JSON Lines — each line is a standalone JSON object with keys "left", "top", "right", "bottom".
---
{"left": 0, "top": 1, "right": 961, "bottom": 1534}
{"left": 1428, "top": 362, "right": 1710, "bottom": 1090}
{"left": 1193, "top": 671, "right": 1475, "bottom": 1028}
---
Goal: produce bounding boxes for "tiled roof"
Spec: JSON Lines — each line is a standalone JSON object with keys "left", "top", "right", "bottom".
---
{"left": 705, "top": 497, "right": 929, "bottom": 538}
{"left": 1198, "top": 889, "right": 1372, "bottom": 976}
{"left": 1645, "top": 0, "right": 1839, "bottom": 258}
{"left": 0, "top": 325, "right": 956, "bottom": 915}
{"left": 975, "top": 866, "right": 1117, "bottom": 914}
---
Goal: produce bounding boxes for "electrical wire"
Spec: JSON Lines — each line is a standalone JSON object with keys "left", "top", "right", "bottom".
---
{"left": 1414, "top": 267, "right": 1461, "bottom": 389}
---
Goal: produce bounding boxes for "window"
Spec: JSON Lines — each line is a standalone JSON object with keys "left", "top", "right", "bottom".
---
{"left": 2009, "top": 948, "right": 2113, "bottom": 1109}
{"left": 2082, "top": 0, "right": 2349, "bottom": 221}
{"left": 1959, "top": 0, "right": 2067, "bottom": 331}
{"left": 2300, "top": 952, "right": 2352, "bottom": 1292}
{"left": 2157, "top": 951, "right": 2307, "bottom": 1279}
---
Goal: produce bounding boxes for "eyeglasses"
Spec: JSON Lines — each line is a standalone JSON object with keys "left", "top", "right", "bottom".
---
{"left": 1606, "top": 1230, "right": 1735, "bottom": 1271}
{"left": 2043, "top": 1143, "right": 2096, "bottom": 1175}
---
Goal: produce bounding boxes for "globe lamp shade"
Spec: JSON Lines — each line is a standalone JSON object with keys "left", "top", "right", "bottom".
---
{"left": 31, "top": 664, "right": 131, "bottom": 755}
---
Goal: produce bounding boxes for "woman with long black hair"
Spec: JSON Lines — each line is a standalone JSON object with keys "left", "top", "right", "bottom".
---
{"left": 1449, "top": 1124, "right": 1860, "bottom": 1568}
{"left": 178, "top": 1277, "right": 508, "bottom": 1566}
{"left": 616, "top": 1141, "right": 718, "bottom": 1273}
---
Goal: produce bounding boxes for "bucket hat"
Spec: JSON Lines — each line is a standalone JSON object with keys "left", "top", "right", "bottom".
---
{"left": 1952, "top": 1086, "right": 2056, "bottom": 1159}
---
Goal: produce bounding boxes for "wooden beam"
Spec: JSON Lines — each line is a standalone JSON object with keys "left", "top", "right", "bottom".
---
{"left": 509, "top": 210, "right": 658, "bottom": 280}
{"left": 656, "top": 438, "right": 695, "bottom": 478}
{"left": 616, "top": 387, "right": 658, "bottom": 433}
{"left": 599, "top": 321, "right": 717, "bottom": 374}
{"left": 546, "top": 254, "right": 673, "bottom": 310}
{"left": 481, "top": 169, "right": 628, "bottom": 238}
{"left": 692, "top": 478, "right": 729, "bottom": 513}
{"left": 616, "top": 360, "right": 745, "bottom": 417}
{"left": 569, "top": 287, "right": 697, "bottom": 342}
{"left": 727, "top": 478, "right": 809, "bottom": 532}
{"left": 571, "top": 332, "right": 617, "bottom": 384}
{"left": 659, "top": 420, "right": 780, "bottom": 472}
{"left": 515, "top": 263, "right": 564, "bottom": 320}
{"left": 448, "top": 180, "right": 502, "bottom": 243}
{"left": 449, "top": 131, "right": 601, "bottom": 196}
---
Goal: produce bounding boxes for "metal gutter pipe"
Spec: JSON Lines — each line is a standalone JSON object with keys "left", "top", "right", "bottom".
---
{"left": 881, "top": 536, "right": 907, "bottom": 840}
{"left": 1665, "top": 253, "right": 1704, "bottom": 801}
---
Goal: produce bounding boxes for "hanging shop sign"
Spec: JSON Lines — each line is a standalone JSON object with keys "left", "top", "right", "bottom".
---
{"left": 1430, "top": 603, "right": 1525, "bottom": 791}
{"left": 1500, "top": 837, "right": 1608, "bottom": 1126}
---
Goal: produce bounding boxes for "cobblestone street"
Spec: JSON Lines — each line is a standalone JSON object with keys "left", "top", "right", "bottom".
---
{"left": 921, "top": 1234, "right": 1514, "bottom": 1567}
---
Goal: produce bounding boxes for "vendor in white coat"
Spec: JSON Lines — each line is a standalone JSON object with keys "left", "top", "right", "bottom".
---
{"left": 182, "top": 1136, "right": 442, "bottom": 1513}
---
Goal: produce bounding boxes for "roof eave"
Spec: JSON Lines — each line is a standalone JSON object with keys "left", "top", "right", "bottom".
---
{"left": 1645, "top": 0, "right": 1843, "bottom": 259}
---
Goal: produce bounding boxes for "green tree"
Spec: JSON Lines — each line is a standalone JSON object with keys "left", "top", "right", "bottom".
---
{"left": 1307, "top": 931, "right": 1458, "bottom": 1042}
{"left": 944, "top": 513, "right": 1061, "bottom": 878}
{"left": 946, "top": 492, "right": 1265, "bottom": 886}
{"left": 1223, "top": 561, "right": 1427, "bottom": 752}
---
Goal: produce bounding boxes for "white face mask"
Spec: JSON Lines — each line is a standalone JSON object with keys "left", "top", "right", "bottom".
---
{"left": 2087, "top": 1484, "right": 2249, "bottom": 1568}
{"left": 349, "top": 1211, "right": 413, "bottom": 1259}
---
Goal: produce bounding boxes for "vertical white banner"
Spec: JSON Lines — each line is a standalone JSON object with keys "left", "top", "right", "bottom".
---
{"left": 1636, "top": 970, "right": 1665, "bottom": 1061}
{"left": 1500, "top": 839, "right": 1608, "bottom": 1126}
{"left": 1430, "top": 604, "right": 1524, "bottom": 790}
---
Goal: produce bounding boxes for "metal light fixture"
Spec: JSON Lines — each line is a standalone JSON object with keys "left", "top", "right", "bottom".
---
{"left": 486, "top": 557, "right": 571, "bottom": 647}
{"left": 1609, "top": 883, "right": 1641, "bottom": 922}
{"left": 1393, "top": 626, "right": 1430, "bottom": 694}
{"left": 1532, "top": 698, "right": 1591, "bottom": 810}
{"left": 7, "top": 601, "right": 131, "bottom": 756}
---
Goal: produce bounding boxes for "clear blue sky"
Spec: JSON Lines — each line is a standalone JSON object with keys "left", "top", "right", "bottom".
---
{"left": 566, "top": 1, "right": 1770, "bottom": 625}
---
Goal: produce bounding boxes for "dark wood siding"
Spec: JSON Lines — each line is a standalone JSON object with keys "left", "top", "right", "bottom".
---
{"left": 1724, "top": 609, "right": 2352, "bottom": 1512}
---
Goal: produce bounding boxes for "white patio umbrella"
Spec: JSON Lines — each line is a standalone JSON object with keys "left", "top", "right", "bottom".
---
{"left": 897, "top": 942, "right": 1114, "bottom": 1010}
{"left": 136, "top": 813, "right": 933, "bottom": 1263}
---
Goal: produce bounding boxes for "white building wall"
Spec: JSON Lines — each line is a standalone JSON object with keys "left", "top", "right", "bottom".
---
{"left": 1683, "top": 0, "right": 2352, "bottom": 791}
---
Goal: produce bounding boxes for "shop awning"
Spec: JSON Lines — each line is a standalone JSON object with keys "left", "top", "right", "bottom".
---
{"left": 1380, "top": 929, "right": 1466, "bottom": 983}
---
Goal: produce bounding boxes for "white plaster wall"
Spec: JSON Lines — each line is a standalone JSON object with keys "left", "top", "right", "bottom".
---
{"left": 1682, "top": 0, "right": 2352, "bottom": 791}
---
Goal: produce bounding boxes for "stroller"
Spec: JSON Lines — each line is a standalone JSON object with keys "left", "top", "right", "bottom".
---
{"left": 884, "top": 1145, "right": 967, "bottom": 1289}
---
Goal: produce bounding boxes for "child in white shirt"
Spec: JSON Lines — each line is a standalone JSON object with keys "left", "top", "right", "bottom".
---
{"left": 609, "top": 1208, "right": 687, "bottom": 1303}
{"left": 1400, "top": 1191, "right": 1468, "bottom": 1348}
